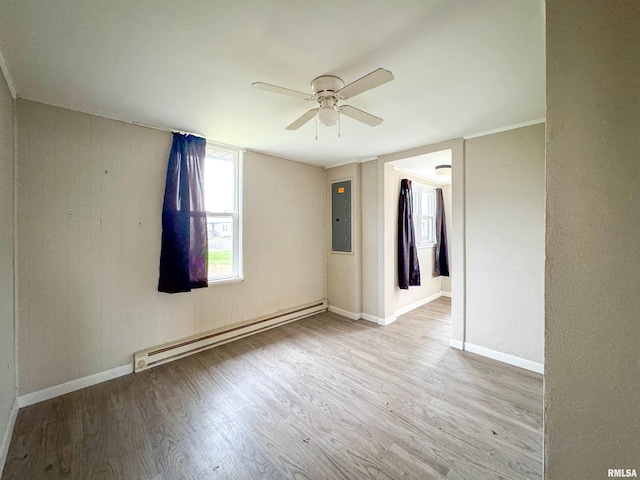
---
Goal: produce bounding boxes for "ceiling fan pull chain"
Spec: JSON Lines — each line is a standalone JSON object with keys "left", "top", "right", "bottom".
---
{"left": 315, "top": 115, "right": 318, "bottom": 141}
{"left": 338, "top": 111, "right": 341, "bottom": 139}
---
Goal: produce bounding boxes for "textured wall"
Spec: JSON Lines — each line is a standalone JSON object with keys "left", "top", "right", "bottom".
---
{"left": 0, "top": 67, "right": 15, "bottom": 466}
{"left": 465, "top": 124, "right": 545, "bottom": 363}
{"left": 361, "top": 160, "right": 378, "bottom": 318}
{"left": 545, "top": 1, "right": 640, "bottom": 477}
{"left": 17, "top": 99, "right": 325, "bottom": 395}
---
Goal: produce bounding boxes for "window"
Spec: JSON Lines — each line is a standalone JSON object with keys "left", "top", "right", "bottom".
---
{"left": 412, "top": 183, "right": 436, "bottom": 246}
{"left": 204, "top": 145, "right": 242, "bottom": 282}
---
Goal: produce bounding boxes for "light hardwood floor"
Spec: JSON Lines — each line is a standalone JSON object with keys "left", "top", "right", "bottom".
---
{"left": 2, "top": 297, "right": 542, "bottom": 479}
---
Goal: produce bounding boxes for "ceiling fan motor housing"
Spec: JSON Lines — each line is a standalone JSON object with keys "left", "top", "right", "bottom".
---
{"left": 311, "top": 75, "right": 344, "bottom": 100}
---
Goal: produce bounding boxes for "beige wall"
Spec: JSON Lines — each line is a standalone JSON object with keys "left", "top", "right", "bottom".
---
{"left": 465, "top": 124, "right": 545, "bottom": 364}
{"left": 546, "top": 1, "right": 640, "bottom": 476}
{"left": 361, "top": 160, "right": 378, "bottom": 317}
{"left": 0, "top": 69, "right": 15, "bottom": 465}
{"left": 440, "top": 183, "right": 452, "bottom": 294}
{"left": 17, "top": 99, "right": 325, "bottom": 395}
{"left": 384, "top": 165, "right": 444, "bottom": 312}
{"left": 325, "top": 163, "right": 362, "bottom": 316}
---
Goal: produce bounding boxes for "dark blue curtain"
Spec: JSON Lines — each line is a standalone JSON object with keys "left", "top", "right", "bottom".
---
{"left": 398, "top": 179, "right": 421, "bottom": 289}
{"left": 434, "top": 187, "right": 449, "bottom": 277}
{"left": 158, "top": 133, "right": 208, "bottom": 293}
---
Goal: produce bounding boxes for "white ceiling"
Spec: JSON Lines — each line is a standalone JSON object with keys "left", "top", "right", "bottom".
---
{"left": 0, "top": 0, "right": 545, "bottom": 167}
{"left": 390, "top": 149, "right": 452, "bottom": 185}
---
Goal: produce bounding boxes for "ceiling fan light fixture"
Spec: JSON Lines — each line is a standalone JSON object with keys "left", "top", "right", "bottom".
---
{"left": 435, "top": 164, "right": 452, "bottom": 176}
{"left": 252, "top": 68, "right": 394, "bottom": 133}
{"left": 317, "top": 107, "right": 339, "bottom": 127}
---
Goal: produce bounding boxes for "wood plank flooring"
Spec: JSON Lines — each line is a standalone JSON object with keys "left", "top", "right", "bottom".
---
{"left": 2, "top": 297, "right": 543, "bottom": 479}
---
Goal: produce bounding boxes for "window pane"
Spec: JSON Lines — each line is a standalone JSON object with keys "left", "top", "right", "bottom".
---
{"left": 205, "top": 154, "right": 235, "bottom": 213}
{"left": 423, "top": 189, "right": 435, "bottom": 216}
{"left": 207, "top": 215, "right": 233, "bottom": 278}
{"left": 422, "top": 219, "right": 429, "bottom": 244}
{"left": 413, "top": 189, "right": 421, "bottom": 244}
{"left": 422, "top": 189, "right": 430, "bottom": 215}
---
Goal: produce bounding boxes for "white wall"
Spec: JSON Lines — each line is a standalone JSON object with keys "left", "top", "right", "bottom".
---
{"left": 465, "top": 123, "right": 545, "bottom": 364}
{"left": 0, "top": 64, "right": 16, "bottom": 472}
{"left": 546, "top": 1, "right": 640, "bottom": 476}
{"left": 17, "top": 99, "right": 326, "bottom": 395}
{"left": 325, "top": 163, "right": 362, "bottom": 317}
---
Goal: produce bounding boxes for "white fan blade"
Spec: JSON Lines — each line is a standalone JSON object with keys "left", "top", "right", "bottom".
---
{"left": 286, "top": 108, "right": 319, "bottom": 130}
{"left": 340, "top": 105, "right": 383, "bottom": 126}
{"left": 337, "top": 68, "right": 394, "bottom": 100}
{"left": 252, "top": 82, "right": 312, "bottom": 100}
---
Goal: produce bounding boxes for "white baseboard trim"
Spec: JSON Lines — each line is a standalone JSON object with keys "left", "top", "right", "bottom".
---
{"left": 329, "top": 309, "right": 397, "bottom": 327}
{"left": 378, "top": 314, "right": 397, "bottom": 326}
{"left": 330, "top": 292, "right": 449, "bottom": 328}
{"left": 17, "top": 364, "right": 133, "bottom": 408}
{"left": 449, "top": 339, "right": 464, "bottom": 350}
{"left": 360, "top": 313, "right": 381, "bottom": 324}
{"left": 352, "top": 291, "right": 449, "bottom": 327}
{"left": 395, "top": 292, "right": 442, "bottom": 318}
{"left": 327, "top": 305, "right": 361, "bottom": 321}
{"left": 0, "top": 398, "right": 19, "bottom": 476}
{"left": 464, "top": 343, "right": 544, "bottom": 374}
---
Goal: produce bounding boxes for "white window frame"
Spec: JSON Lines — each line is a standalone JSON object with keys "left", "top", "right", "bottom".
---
{"left": 412, "top": 183, "right": 437, "bottom": 247}
{"left": 205, "top": 144, "right": 243, "bottom": 284}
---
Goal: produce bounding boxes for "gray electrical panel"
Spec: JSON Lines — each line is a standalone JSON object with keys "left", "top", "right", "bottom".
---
{"left": 331, "top": 180, "right": 352, "bottom": 252}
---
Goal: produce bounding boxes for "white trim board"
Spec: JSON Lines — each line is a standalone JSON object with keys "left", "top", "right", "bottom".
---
{"left": 17, "top": 364, "right": 133, "bottom": 408}
{"left": 463, "top": 118, "right": 545, "bottom": 140}
{"left": 360, "top": 313, "right": 381, "bottom": 324}
{"left": 394, "top": 292, "right": 442, "bottom": 318}
{"left": 325, "top": 156, "right": 378, "bottom": 170}
{"left": 327, "top": 307, "right": 396, "bottom": 326}
{"left": 377, "top": 314, "right": 396, "bottom": 326}
{"left": 449, "top": 339, "right": 464, "bottom": 350}
{"left": 463, "top": 343, "right": 544, "bottom": 374}
{"left": 327, "top": 305, "right": 361, "bottom": 321}
{"left": 392, "top": 166, "right": 450, "bottom": 187}
{"left": 0, "top": 398, "right": 19, "bottom": 476}
{"left": 330, "top": 291, "right": 449, "bottom": 326}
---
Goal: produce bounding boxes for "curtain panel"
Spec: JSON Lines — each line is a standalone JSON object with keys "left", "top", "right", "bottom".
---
{"left": 398, "top": 178, "right": 421, "bottom": 289}
{"left": 433, "top": 187, "right": 450, "bottom": 277}
{"left": 158, "top": 133, "right": 209, "bottom": 293}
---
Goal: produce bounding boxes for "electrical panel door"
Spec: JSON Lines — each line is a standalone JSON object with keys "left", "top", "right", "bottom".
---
{"left": 331, "top": 180, "right": 352, "bottom": 252}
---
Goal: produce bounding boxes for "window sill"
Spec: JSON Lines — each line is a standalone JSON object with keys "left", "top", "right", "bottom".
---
{"left": 417, "top": 244, "right": 436, "bottom": 249}
{"left": 208, "top": 276, "right": 244, "bottom": 286}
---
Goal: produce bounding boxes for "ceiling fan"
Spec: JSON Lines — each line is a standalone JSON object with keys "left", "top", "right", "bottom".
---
{"left": 251, "top": 68, "right": 394, "bottom": 133}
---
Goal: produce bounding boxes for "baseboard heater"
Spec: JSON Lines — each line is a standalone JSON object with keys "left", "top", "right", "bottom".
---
{"left": 134, "top": 299, "right": 327, "bottom": 373}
